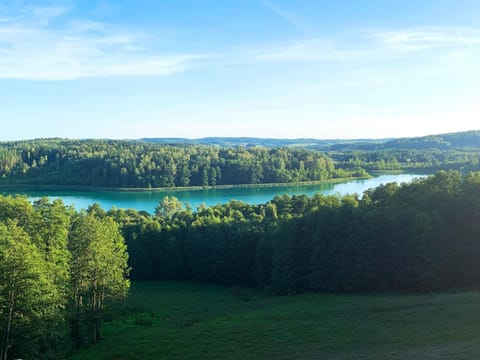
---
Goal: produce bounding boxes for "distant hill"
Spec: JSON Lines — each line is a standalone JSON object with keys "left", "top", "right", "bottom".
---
{"left": 379, "top": 130, "right": 480, "bottom": 150}
{"left": 140, "top": 137, "right": 390, "bottom": 149}
{"left": 140, "top": 130, "right": 480, "bottom": 151}
{"left": 327, "top": 130, "right": 480, "bottom": 151}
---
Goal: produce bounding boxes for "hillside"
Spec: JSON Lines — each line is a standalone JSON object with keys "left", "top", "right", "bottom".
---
{"left": 141, "top": 131, "right": 480, "bottom": 151}
{"left": 140, "top": 136, "right": 390, "bottom": 149}
{"left": 328, "top": 130, "right": 480, "bottom": 151}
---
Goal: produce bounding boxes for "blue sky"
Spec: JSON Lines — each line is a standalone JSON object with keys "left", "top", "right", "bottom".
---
{"left": 0, "top": 0, "right": 479, "bottom": 140}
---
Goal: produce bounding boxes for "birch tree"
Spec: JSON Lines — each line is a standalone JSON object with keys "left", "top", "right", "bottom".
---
{"left": 68, "top": 213, "right": 130, "bottom": 346}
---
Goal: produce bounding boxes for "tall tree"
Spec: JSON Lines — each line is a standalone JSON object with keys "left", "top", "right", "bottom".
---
{"left": 0, "top": 220, "right": 60, "bottom": 360}
{"left": 68, "top": 213, "right": 130, "bottom": 346}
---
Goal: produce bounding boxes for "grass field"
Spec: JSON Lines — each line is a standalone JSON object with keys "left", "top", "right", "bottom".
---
{"left": 70, "top": 282, "right": 480, "bottom": 359}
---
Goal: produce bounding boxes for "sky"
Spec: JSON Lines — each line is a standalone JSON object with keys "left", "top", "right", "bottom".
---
{"left": 0, "top": 0, "right": 479, "bottom": 140}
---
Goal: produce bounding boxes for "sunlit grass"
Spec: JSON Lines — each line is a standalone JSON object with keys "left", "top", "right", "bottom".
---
{"left": 70, "top": 282, "right": 480, "bottom": 359}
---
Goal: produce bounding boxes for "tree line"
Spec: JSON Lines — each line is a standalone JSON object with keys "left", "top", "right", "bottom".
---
{"left": 1, "top": 139, "right": 478, "bottom": 190}
{"left": 0, "top": 197, "right": 129, "bottom": 360}
{"left": 107, "top": 171, "right": 480, "bottom": 294}
{"left": 329, "top": 149, "right": 480, "bottom": 173}
{"left": 0, "top": 140, "right": 352, "bottom": 188}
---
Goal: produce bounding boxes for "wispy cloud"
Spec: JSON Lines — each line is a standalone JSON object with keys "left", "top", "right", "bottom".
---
{"left": 0, "top": 5, "right": 207, "bottom": 80}
{"left": 2, "top": 2, "right": 479, "bottom": 84}
{"left": 259, "top": 0, "right": 314, "bottom": 33}
{"left": 370, "top": 27, "right": 480, "bottom": 51}
{"left": 241, "top": 26, "right": 480, "bottom": 65}
{"left": 248, "top": 38, "right": 372, "bottom": 63}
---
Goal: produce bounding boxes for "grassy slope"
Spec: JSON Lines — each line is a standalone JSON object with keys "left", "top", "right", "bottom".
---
{"left": 70, "top": 282, "right": 480, "bottom": 360}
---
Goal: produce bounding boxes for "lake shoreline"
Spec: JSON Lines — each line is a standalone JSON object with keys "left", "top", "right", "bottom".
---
{"left": 0, "top": 176, "right": 372, "bottom": 193}
{"left": 0, "top": 174, "right": 424, "bottom": 213}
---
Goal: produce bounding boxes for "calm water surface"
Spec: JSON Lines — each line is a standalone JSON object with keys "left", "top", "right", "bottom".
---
{"left": 2, "top": 174, "right": 423, "bottom": 214}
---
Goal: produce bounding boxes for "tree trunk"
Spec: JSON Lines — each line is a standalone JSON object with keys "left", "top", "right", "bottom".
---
{"left": 2, "top": 287, "right": 15, "bottom": 360}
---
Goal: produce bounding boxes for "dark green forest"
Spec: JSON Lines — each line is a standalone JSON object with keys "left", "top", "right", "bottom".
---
{"left": 1, "top": 131, "right": 479, "bottom": 190}
{"left": 0, "top": 140, "right": 345, "bottom": 188}
{"left": 324, "top": 131, "right": 480, "bottom": 173}
{"left": 2, "top": 170, "right": 480, "bottom": 358}
{"left": 330, "top": 148, "right": 480, "bottom": 173}
{"left": 110, "top": 171, "right": 480, "bottom": 294}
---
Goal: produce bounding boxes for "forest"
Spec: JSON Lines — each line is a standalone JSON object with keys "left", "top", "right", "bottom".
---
{"left": 0, "top": 139, "right": 351, "bottom": 188}
{"left": 2, "top": 170, "right": 480, "bottom": 358}
{"left": 109, "top": 170, "right": 480, "bottom": 293}
{"left": 0, "top": 131, "right": 479, "bottom": 189}
{"left": 330, "top": 148, "right": 480, "bottom": 173}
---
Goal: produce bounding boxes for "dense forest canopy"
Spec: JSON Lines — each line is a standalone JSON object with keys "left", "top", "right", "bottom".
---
{"left": 330, "top": 148, "right": 480, "bottom": 173}
{"left": 2, "top": 170, "right": 480, "bottom": 358}
{"left": 0, "top": 139, "right": 353, "bottom": 188}
{"left": 0, "top": 131, "right": 479, "bottom": 189}
{"left": 108, "top": 171, "right": 480, "bottom": 294}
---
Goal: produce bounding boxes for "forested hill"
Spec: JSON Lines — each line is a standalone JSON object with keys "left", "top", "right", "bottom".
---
{"left": 382, "top": 130, "right": 480, "bottom": 150}
{"left": 141, "top": 130, "right": 480, "bottom": 151}
{"left": 328, "top": 130, "right": 480, "bottom": 151}
{"left": 141, "top": 137, "right": 387, "bottom": 148}
{"left": 1, "top": 131, "right": 478, "bottom": 188}
{"left": 0, "top": 139, "right": 359, "bottom": 188}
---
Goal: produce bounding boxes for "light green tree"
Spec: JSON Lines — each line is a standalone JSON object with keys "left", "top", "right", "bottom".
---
{"left": 0, "top": 220, "right": 60, "bottom": 360}
{"left": 154, "top": 196, "right": 183, "bottom": 220}
{"left": 68, "top": 213, "right": 130, "bottom": 346}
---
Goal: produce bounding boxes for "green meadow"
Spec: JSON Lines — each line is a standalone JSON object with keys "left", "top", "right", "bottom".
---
{"left": 70, "top": 282, "right": 480, "bottom": 360}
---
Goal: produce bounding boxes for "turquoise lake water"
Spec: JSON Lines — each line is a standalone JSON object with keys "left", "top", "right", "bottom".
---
{"left": 1, "top": 174, "right": 423, "bottom": 214}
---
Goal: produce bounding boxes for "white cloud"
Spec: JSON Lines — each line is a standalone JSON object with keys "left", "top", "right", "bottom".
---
{"left": 0, "top": 5, "right": 207, "bottom": 80}
{"left": 1, "top": 4, "right": 479, "bottom": 85}
{"left": 370, "top": 27, "right": 480, "bottom": 51}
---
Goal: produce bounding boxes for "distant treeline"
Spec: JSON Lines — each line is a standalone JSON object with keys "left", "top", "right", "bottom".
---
{"left": 0, "top": 139, "right": 361, "bottom": 188}
{"left": 330, "top": 149, "right": 480, "bottom": 173}
{"left": 1, "top": 135, "right": 479, "bottom": 189}
{"left": 325, "top": 130, "right": 480, "bottom": 151}
{"left": 142, "top": 130, "right": 480, "bottom": 150}
{"left": 107, "top": 171, "right": 480, "bottom": 294}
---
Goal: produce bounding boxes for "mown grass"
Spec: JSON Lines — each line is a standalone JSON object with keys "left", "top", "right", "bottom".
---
{"left": 69, "top": 282, "right": 480, "bottom": 359}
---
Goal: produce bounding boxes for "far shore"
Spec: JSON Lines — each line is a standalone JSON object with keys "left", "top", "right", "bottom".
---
{"left": 0, "top": 175, "right": 373, "bottom": 193}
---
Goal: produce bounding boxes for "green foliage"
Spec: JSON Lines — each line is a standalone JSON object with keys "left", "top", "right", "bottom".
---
{"left": 0, "top": 196, "right": 130, "bottom": 359}
{"left": 0, "top": 139, "right": 338, "bottom": 188}
{"left": 2, "top": 169, "right": 480, "bottom": 358}
{"left": 329, "top": 148, "right": 480, "bottom": 173}
{"left": 68, "top": 213, "right": 130, "bottom": 346}
{"left": 0, "top": 220, "right": 64, "bottom": 360}
{"left": 154, "top": 196, "right": 184, "bottom": 220}
{"left": 113, "top": 171, "right": 480, "bottom": 295}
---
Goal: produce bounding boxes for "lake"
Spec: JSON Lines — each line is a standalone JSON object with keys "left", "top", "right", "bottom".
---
{"left": 1, "top": 174, "right": 423, "bottom": 214}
